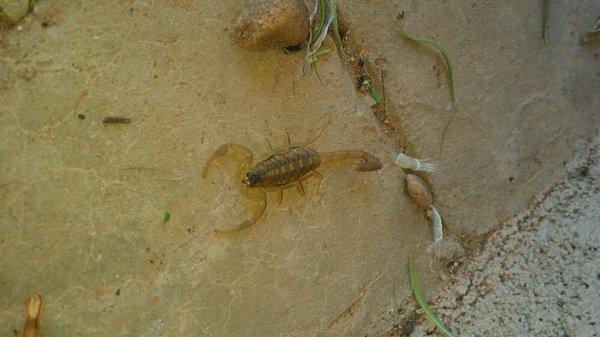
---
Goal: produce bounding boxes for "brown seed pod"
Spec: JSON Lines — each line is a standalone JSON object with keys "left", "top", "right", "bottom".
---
{"left": 405, "top": 174, "right": 433, "bottom": 208}
{"left": 23, "top": 293, "right": 43, "bottom": 337}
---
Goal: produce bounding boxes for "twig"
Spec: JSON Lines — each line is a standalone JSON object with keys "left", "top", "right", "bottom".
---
{"left": 380, "top": 68, "right": 386, "bottom": 117}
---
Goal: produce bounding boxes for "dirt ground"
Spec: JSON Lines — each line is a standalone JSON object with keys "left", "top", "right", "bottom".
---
{"left": 0, "top": 1, "right": 598, "bottom": 337}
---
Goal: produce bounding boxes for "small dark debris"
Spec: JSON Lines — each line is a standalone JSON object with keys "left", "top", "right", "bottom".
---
{"left": 187, "top": 228, "right": 192, "bottom": 233}
{"left": 12, "top": 329, "right": 18, "bottom": 336}
{"left": 283, "top": 44, "right": 303, "bottom": 54}
{"left": 357, "top": 75, "right": 371, "bottom": 92}
{"left": 356, "top": 57, "right": 364, "bottom": 68}
{"left": 150, "top": 259, "right": 154, "bottom": 264}
{"left": 402, "top": 318, "right": 415, "bottom": 335}
{"left": 397, "top": 11, "right": 405, "bottom": 20}
{"left": 338, "top": 22, "right": 349, "bottom": 38}
{"left": 41, "top": 22, "right": 49, "bottom": 28}
{"left": 103, "top": 116, "right": 131, "bottom": 124}
{"left": 509, "top": 176, "right": 514, "bottom": 182}
{"left": 115, "top": 288, "right": 121, "bottom": 296}
{"left": 78, "top": 114, "right": 86, "bottom": 120}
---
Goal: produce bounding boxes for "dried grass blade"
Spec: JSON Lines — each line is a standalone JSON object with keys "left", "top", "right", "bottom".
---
{"left": 312, "top": 0, "right": 327, "bottom": 45}
{"left": 543, "top": 0, "right": 551, "bottom": 42}
{"left": 330, "top": 0, "right": 346, "bottom": 62}
{"left": 398, "top": 25, "right": 455, "bottom": 102}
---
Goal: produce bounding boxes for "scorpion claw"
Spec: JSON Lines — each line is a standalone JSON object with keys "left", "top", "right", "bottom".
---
{"left": 203, "top": 143, "right": 254, "bottom": 178}
{"left": 202, "top": 144, "right": 229, "bottom": 178}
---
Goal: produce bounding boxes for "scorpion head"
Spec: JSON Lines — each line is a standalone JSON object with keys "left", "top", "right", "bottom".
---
{"left": 243, "top": 171, "right": 261, "bottom": 187}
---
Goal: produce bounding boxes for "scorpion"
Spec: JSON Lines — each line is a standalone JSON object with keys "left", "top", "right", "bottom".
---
{"left": 202, "top": 128, "right": 383, "bottom": 233}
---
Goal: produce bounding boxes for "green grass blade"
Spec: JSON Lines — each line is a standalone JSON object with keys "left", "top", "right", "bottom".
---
{"left": 163, "top": 211, "right": 171, "bottom": 223}
{"left": 409, "top": 255, "right": 457, "bottom": 337}
{"left": 330, "top": 0, "right": 346, "bottom": 62}
{"left": 312, "top": 0, "right": 327, "bottom": 45}
{"left": 309, "top": 48, "right": 331, "bottom": 64}
{"left": 398, "top": 25, "right": 455, "bottom": 102}
{"left": 369, "top": 86, "right": 383, "bottom": 104}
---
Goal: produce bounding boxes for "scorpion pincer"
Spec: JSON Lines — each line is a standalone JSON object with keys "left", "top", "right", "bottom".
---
{"left": 202, "top": 131, "right": 382, "bottom": 233}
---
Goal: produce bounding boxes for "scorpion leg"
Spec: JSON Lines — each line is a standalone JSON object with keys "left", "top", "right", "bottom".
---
{"left": 275, "top": 189, "right": 284, "bottom": 206}
{"left": 285, "top": 131, "right": 291, "bottom": 149}
{"left": 292, "top": 170, "right": 322, "bottom": 202}
{"left": 202, "top": 143, "right": 253, "bottom": 178}
{"left": 261, "top": 137, "right": 273, "bottom": 152}
{"left": 311, "top": 170, "right": 324, "bottom": 194}
{"left": 214, "top": 189, "right": 267, "bottom": 233}
{"left": 302, "top": 121, "right": 331, "bottom": 146}
{"left": 294, "top": 182, "right": 306, "bottom": 202}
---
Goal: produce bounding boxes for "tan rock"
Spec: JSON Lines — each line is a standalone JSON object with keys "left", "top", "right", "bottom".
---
{"left": 235, "top": 0, "right": 309, "bottom": 51}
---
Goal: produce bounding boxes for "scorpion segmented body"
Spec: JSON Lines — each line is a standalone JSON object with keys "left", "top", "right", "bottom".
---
{"left": 245, "top": 147, "right": 321, "bottom": 188}
{"left": 203, "top": 131, "right": 382, "bottom": 233}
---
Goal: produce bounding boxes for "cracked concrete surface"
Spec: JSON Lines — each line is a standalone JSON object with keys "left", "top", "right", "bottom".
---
{"left": 395, "top": 135, "right": 599, "bottom": 337}
{"left": 0, "top": 1, "right": 598, "bottom": 336}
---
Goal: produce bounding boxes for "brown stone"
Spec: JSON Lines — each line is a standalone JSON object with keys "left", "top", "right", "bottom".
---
{"left": 235, "top": 0, "right": 309, "bottom": 51}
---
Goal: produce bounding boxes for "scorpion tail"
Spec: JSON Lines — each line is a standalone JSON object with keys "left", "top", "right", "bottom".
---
{"left": 320, "top": 150, "right": 383, "bottom": 172}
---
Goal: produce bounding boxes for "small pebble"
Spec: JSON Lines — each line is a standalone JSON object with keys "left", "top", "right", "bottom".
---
{"left": 235, "top": 0, "right": 309, "bottom": 51}
{"left": 402, "top": 318, "right": 415, "bottom": 335}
